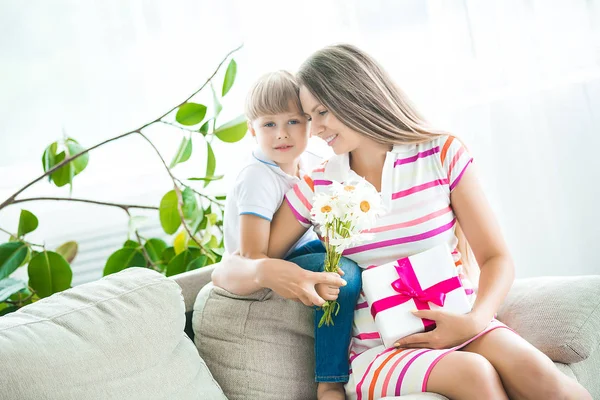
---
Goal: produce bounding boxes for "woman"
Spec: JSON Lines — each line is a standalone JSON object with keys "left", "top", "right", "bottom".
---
{"left": 213, "top": 44, "right": 591, "bottom": 400}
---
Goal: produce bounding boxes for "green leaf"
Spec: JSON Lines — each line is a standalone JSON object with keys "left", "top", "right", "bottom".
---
{"left": 17, "top": 209, "right": 38, "bottom": 237}
{"left": 199, "top": 120, "right": 211, "bottom": 136}
{"left": 182, "top": 187, "right": 198, "bottom": 220}
{"left": 189, "top": 207, "right": 205, "bottom": 235}
{"left": 0, "top": 305, "right": 18, "bottom": 316}
{"left": 0, "top": 242, "right": 28, "bottom": 280}
{"left": 28, "top": 251, "right": 72, "bottom": 298}
{"left": 19, "top": 247, "right": 32, "bottom": 267}
{"left": 205, "top": 142, "right": 216, "bottom": 188}
{"left": 211, "top": 84, "right": 223, "bottom": 120}
{"left": 214, "top": 115, "right": 247, "bottom": 143}
{"left": 161, "top": 247, "right": 176, "bottom": 265}
{"left": 166, "top": 248, "right": 201, "bottom": 277}
{"left": 55, "top": 241, "right": 78, "bottom": 263}
{"left": 169, "top": 136, "right": 193, "bottom": 168}
{"left": 187, "top": 255, "right": 208, "bottom": 271}
{"left": 66, "top": 138, "right": 89, "bottom": 175}
{"left": 103, "top": 248, "right": 146, "bottom": 276}
{"left": 123, "top": 240, "right": 139, "bottom": 248}
{"left": 159, "top": 190, "right": 181, "bottom": 235}
{"left": 215, "top": 194, "right": 227, "bottom": 200}
{"left": 9, "top": 286, "right": 33, "bottom": 306}
{"left": 176, "top": 103, "right": 207, "bottom": 126}
{"left": 187, "top": 175, "right": 224, "bottom": 182}
{"left": 51, "top": 151, "right": 74, "bottom": 187}
{"left": 144, "top": 239, "right": 167, "bottom": 263}
{"left": 0, "top": 278, "right": 26, "bottom": 302}
{"left": 42, "top": 142, "right": 58, "bottom": 182}
{"left": 222, "top": 59, "right": 237, "bottom": 97}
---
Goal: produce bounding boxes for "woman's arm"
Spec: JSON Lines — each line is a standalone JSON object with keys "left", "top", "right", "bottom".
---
{"left": 211, "top": 203, "right": 346, "bottom": 305}
{"left": 451, "top": 166, "right": 515, "bottom": 326}
{"left": 395, "top": 165, "right": 515, "bottom": 349}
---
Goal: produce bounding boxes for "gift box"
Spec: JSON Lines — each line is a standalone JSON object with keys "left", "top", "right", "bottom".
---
{"left": 362, "top": 243, "right": 473, "bottom": 349}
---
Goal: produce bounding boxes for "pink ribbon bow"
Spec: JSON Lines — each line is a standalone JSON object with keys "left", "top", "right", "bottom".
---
{"left": 370, "top": 258, "right": 463, "bottom": 330}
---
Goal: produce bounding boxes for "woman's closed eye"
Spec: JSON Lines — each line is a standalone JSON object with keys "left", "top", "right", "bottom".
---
{"left": 319, "top": 110, "right": 328, "bottom": 116}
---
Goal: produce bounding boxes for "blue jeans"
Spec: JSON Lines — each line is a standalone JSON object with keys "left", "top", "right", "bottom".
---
{"left": 285, "top": 240, "right": 362, "bottom": 383}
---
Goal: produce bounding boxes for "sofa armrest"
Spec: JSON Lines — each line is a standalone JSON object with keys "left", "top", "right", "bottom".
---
{"left": 497, "top": 275, "right": 600, "bottom": 364}
{"left": 171, "top": 265, "right": 216, "bottom": 313}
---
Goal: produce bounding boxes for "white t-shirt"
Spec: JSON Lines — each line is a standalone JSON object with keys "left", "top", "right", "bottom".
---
{"left": 223, "top": 147, "right": 321, "bottom": 256}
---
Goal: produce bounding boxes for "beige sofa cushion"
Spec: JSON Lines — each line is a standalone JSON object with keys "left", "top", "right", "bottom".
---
{"left": 0, "top": 268, "right": 226, "bottom": 400}
{"left": 497, "top": 275, "right": 600, "bottom": 364}
{"left": 193, "top": 283, "right": 316, "bottom": 400}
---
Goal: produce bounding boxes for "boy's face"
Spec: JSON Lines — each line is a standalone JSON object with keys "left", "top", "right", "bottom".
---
{"left": 249, "top": 101, "right": 309, "bottom": 167}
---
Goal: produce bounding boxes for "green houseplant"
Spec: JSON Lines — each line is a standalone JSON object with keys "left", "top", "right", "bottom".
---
{"left": 0, "top": 45, "right": 244, "bottom": 316}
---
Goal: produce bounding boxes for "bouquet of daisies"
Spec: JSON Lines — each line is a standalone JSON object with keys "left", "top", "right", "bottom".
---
{"left": 310, "top": 179, "right": 384, "bottom": 327}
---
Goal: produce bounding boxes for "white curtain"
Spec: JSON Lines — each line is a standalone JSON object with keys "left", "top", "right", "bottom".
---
{"left": 1, "top": 0, "right": 598, "bottom": 283}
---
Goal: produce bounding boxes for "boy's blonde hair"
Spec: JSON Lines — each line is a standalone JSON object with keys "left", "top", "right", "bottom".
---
{"left": 245, "top": 71, "right": 303, "bottom": 121}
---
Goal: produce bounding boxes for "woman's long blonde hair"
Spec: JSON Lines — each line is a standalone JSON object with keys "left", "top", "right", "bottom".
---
{"left": 297, "top": 44, "right": 478, "bottom": 279}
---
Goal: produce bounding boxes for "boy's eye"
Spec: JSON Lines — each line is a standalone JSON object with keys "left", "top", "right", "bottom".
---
{"left": 288, "top": 119, "right": 300, "bottom": 125}
{"left": 263, "top": 122, "right": 275, "bottom": 127}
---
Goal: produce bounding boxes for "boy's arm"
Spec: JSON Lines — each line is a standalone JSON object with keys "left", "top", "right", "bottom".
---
{"left": 212, "top": 212, "right": 345, "bottom": 305}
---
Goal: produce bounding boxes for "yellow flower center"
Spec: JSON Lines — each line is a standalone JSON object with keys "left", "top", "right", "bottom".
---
{"left": 321, "top": 205, "right": 332, "bottom": 213}
{"left": 360, "top": 201, "right": 370, "bottom": 212}
{"left": 344, "top": 185, "right": 355, "bottom": 192}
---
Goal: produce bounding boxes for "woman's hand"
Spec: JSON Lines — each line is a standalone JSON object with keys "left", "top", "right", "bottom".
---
{"left": 394, "top": 309, "right": 490, "bottom": 349}
{"left": 256, "top": 258, "right": 347, "bottom": 307}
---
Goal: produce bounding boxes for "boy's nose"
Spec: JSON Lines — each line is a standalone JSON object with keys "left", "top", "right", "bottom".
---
{"left": 277, "top": 128, "right": 289, "bottom": 139}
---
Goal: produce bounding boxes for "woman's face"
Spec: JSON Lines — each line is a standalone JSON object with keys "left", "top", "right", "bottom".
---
{"left": 299, "top": 86, "right": 363, "bottom": 155}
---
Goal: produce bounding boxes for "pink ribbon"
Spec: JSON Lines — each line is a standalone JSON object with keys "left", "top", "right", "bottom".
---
{"left": 370, "top": 258, "right": 462, "bottom": 330}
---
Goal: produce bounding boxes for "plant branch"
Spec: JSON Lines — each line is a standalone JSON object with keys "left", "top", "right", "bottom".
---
{"left": 0, "top": 44, "right": 243, "bottom": 211}
{"left": 8, "top": 197, "right": 158, "bottom": 212}
{"left": 0, "top": 226, "right": 45, "bottom": 248}
{"left": 136, "top": 131, "right": 203, "bottom": 249}
{"left": 158, "top": 120, "right": 197, "bottom": 133}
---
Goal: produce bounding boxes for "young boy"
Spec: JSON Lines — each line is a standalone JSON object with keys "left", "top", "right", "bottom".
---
{"left": 220, "top": 71, "right": 362, "bottom": 400}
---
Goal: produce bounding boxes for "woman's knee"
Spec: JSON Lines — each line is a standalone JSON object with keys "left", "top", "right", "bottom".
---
{"left": 516, "top": 357, "right": 591, "bottom": 400}
{"left": 428, "top": 352, "right": 507, "bottom": 399}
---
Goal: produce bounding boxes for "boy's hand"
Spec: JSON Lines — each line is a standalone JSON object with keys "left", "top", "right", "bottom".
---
{"left": 315, "top": 268, "right": 345, "bottom": 301}
{"left": 315, "top": 282, "right": 340, "bottom": 301}
{"left": 257, "top": 259, "right": 346, "bottom": 307}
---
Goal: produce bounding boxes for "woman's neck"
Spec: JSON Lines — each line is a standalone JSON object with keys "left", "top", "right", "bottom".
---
{"left": 349, "top": 141, "right": 392, "bottom": 191}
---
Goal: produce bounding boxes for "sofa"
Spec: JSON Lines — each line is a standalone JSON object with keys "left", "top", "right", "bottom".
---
{"left": 1, "top": 265, "right": 598, "bottom": 399}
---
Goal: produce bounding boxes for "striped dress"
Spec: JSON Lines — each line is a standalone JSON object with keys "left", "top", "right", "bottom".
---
{"left": 285, "top": 135, "right": 508, "bottom": 399}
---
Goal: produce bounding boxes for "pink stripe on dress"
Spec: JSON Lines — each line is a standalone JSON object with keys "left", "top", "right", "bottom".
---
{"left": 343, "top": 219, "right": 456, "bottom": 255}
{"left": 449, "top": 159, "right": 472, "bottom": 191}
{"left": 395, "top": 349, "right": 433, "bottom": 395}
{"left": 285, "top": 197, "right": 311, "bottom": 225}
{"left": 363, "top": 207, "right": 452, "bottom": 234}
{"left": 380, "top": 349, "right": 421, "bottom": 397}
{"left": 314, "top": 179, "right": 332, "bottom": 186}
{"left": 394, "top": 147, "right": 440, "bottom": 166}
{"left": 356, "top": 347, "right": 396, "bottom": 400}
{"left": 355, "top": 332, "right": 381, "bottom": 341}
{"left": 293, "top": 184, "right": 312, "bottom": 211}
{"left": 447, "top": 146, "right": 466, "bottom": 177}
{"left": 392, "top": 179, "right": 448, "bottom": 200}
